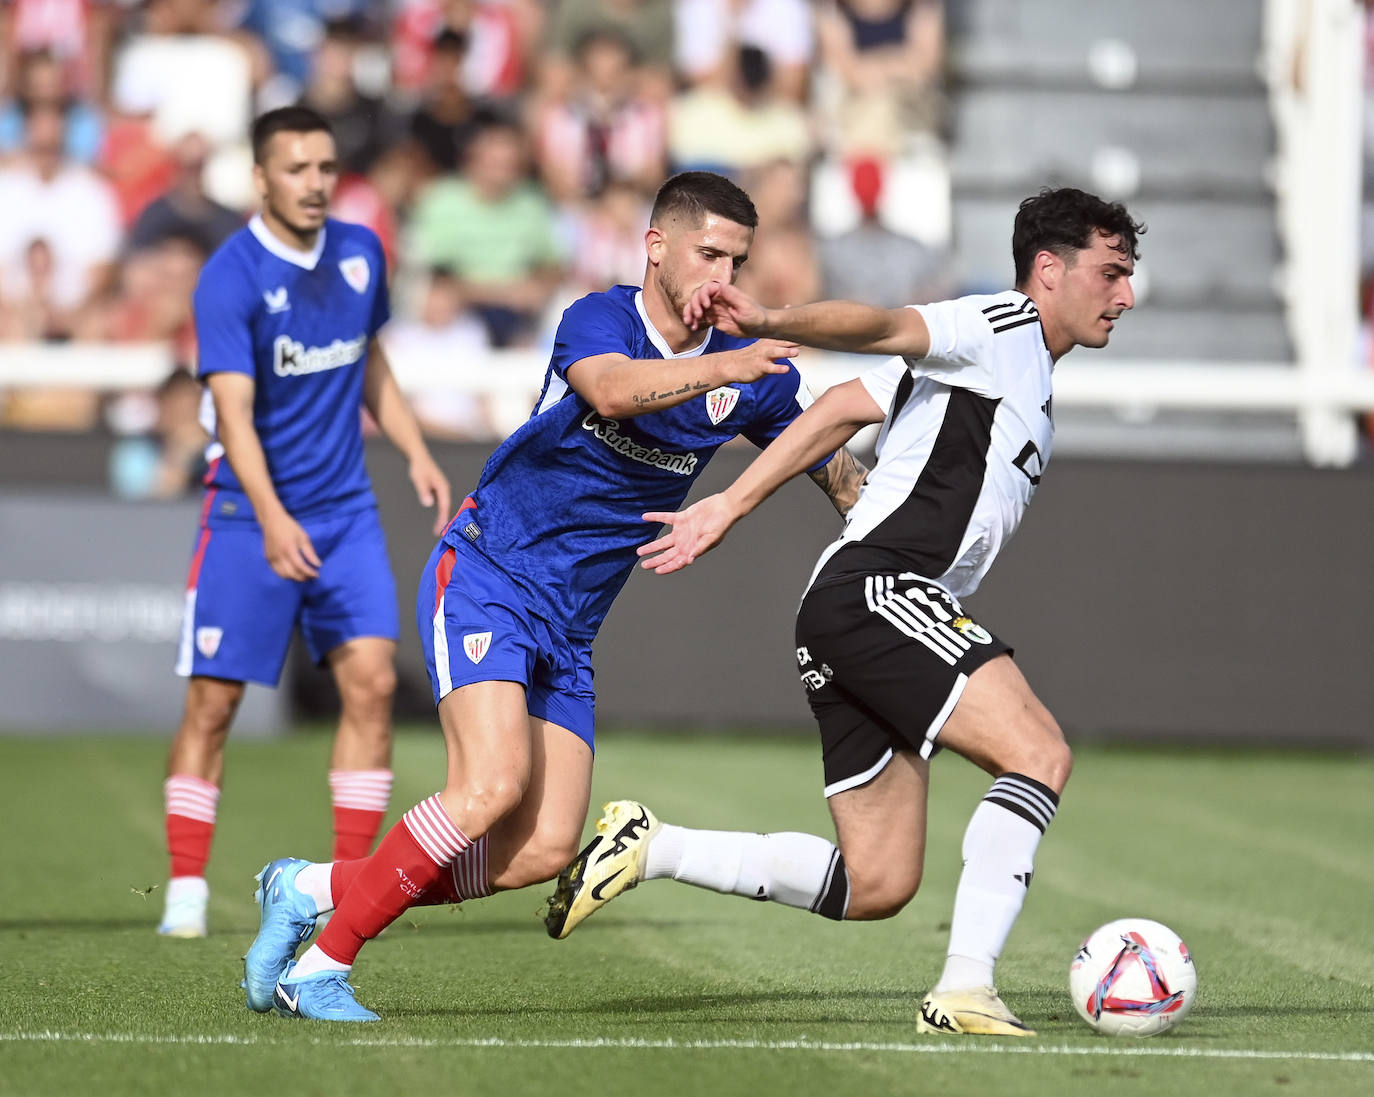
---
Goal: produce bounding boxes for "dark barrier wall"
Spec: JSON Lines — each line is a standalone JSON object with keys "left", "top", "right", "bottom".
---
{"left": 360, "top": 444, "right": 1374, "bottom": 748}
{"left": 3, "top": 434, "right": 1371, "bottom": 745}
{"left": 0, "top": 494, "right": 284, "bottom": 733}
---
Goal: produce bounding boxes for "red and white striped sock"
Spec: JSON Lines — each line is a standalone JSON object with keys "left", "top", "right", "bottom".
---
{"left": 325, "top": 835, "right": 490, "bottom": 910}
{"left": 445, "top": 835, "right": 492, "bottom": 901}
{"left": 164, "top": 775, "right": 219, "bottom": 879}
{"left": 314, "top": 795, "right": 470, "bottom": 966}
{"left": 411, "top": 836, "right": 492, "bottom": 905}
{"left": 328, "top": 768, "right": 393, "bottom": 860}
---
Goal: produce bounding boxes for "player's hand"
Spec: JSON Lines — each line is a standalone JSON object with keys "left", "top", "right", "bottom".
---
{"left": 409, "top": 452, "right": 452, "bottom": 536}
{"left": 724, "top": 338, "right": 800, "bottom": 384}
{"left": 262, "top": 510, "right": 321, "bottom": 581}
{"left": 683, "top": 281, "right": 768, "bottom": 336}
{"left": 638, "top": 494, "right": 741, "bottom": 575}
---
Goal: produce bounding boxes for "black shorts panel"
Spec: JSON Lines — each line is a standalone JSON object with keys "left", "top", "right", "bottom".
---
{"left": 795, "top": 572, "right": 1010, "bottom": 796}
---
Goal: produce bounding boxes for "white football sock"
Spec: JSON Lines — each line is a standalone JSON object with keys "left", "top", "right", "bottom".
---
{"left": 288, "top": 944, "right": 350, "bottom": 980}
{"left": 296, "top": 862, "right": 335, "bottom": 913}
{"left": 165, "top": 875, "right": 208, "bottom": 904}
{"left": 936, "top": 773, "right": 1059, "bottom": 992}
{"left": 646, "top": 824, "right": 849, "bottom": 919}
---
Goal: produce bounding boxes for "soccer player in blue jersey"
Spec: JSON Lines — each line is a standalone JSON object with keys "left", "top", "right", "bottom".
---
{"left": 242, "top": 170, "right": 868, "bottom": 1020}
{"left": 158, "top": 107, "right": 451, "bottom": 939}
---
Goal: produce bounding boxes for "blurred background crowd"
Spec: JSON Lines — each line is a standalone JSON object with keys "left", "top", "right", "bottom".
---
{"left": 0, "top": 0, "right": 959, "bottom": 497}
{"left": 0, "top": 0, "right": 1371, "bottom": 496}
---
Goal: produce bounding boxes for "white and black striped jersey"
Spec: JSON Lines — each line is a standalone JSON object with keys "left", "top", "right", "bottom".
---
{"left": 806, "top": 291, "right": 1054, "bottom": 601}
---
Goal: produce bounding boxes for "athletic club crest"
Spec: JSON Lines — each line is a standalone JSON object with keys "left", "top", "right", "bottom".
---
{"left": 195, "top": 627, "right": 223, "bottom": 658}
{"left": 339, "top": 256, "right": 370, "bottom": 294}
{"left": 705, "top": 386, "right": 739, "bottom": 425}
{"left": 463, "top": 632, "right": 492, "bottom": 664}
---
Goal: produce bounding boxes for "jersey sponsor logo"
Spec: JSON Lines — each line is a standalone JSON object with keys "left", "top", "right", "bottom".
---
{"left": 262, "top": 286, "right": 290, "bottom": 314}
{"left": 463, "top": 631, "right": 492, "bottom": 664}
{"left": 580, "top": 411, "right": 699, "bottom": 475}
{"left": 272, "top": 332, "right": 367, "bottom": 378}
{"left": 339, "top": 256, "right": 370, "bottom": 294}
{"left": 705, "top": 386, "right": 739, "bottom": 425}
{"left": 195, "top": 626, "right": 222, "bottom": 658}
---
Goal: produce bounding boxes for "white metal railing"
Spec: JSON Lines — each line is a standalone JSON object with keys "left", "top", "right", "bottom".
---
{"left": 1265, "top": 0, "right": 1366, "bottom": 465}
{"left": 4, "top": 341, "right": 1374, "bottom": 419}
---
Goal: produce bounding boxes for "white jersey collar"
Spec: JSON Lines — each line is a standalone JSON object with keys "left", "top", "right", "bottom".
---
{"left": 635, "top": 290, "right": 710, "bottom": 359}
{"left": 249, "top": 213, "right": 326, "bottom": 270}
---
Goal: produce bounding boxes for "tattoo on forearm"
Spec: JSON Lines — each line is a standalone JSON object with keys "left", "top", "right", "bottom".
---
{"left": 809, "top": 449, "right": 869, "bottom": 516}
{"left": 631, "top": 379, "right": 713, "bottom": 409}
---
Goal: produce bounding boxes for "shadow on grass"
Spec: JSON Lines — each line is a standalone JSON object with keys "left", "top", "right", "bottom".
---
{"left": 391, "top": 986, "right": 919, "bottom": 1024}
{"left": 388, "top": 983, "right": 1374, "bottom": 1026}
{"left": 383, "top": 914, "right": 703, "bottom": 937}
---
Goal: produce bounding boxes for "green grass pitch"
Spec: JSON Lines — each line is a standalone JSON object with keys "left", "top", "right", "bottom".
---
{"left": 0, "top": 730, "right": 1370, "bottom": 1097}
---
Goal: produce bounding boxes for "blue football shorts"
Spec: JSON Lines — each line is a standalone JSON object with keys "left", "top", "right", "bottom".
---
{"left": 175, "top": 504, "right": 399, "bottom": 687}
{"left": 416, "top": 535, "right": 596, "bottom": 753}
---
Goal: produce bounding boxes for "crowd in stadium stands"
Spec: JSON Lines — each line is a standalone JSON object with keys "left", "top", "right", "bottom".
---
{"left": 0, "top": 0, "right": 954, "bottom": 496}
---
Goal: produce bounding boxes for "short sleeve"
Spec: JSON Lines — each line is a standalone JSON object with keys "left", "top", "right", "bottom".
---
{"left": 549, "top": 294, "right": 638, "bottom": 380}
{"left": 740, "top": 363, "right": 830, "bottom": 473}
{"left": 193, "top": 258, "right": 254, "bottom": 378}
{"left": 367, "top": 236, "right": 390, "bottom": 336}
{"left": 858, "top": 356, "right": 910, "bottom": 414}
{"left": 907, "top": 299, "right": 999, "bottom": 395}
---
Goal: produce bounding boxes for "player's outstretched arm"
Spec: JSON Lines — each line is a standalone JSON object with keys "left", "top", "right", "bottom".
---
{"left": 364, "top": 338, "right": 452, "bottom": 535}
{"left": 808, "top": 447, "right": 868, "bottom": 516}
{"left": 566, "top": 338, "right": 800, "bottom": 420}
{"left": 207, "top": 372, "right": 321, "bottom": 581}
{"left": 685, "top": 282, "right": 932, "bottom": 359}
{"left": 639, "top": 378, "right": 884, "bottom": 574}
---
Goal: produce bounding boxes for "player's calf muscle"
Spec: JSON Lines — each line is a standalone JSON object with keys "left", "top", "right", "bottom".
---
{"left": 845, "top": 870, "right": 920, "bottom": 920}
{"left": 491, "top": 833, "right": 580, "bottom": 890}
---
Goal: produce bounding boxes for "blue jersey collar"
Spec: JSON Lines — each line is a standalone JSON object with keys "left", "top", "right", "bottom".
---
{"left": 635, "top": 290, "right": 710, "bottom": 359}
{"left": 249, "top": 214, "right": 327, "bottom": 270}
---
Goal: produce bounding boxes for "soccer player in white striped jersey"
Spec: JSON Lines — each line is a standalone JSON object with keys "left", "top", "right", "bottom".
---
{"left": 546, "top": 187, "right": 1144, "bottom": 1038}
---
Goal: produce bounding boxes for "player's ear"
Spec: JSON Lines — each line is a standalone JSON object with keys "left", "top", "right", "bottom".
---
{"left": 1034, "top": 249, "right": 1062, "bottom": 291}
{"left": 645, "top": 226, "right": 666, "bottom": 266}
{"left": 252, "top": 161, "right": 268, "bottom": 202}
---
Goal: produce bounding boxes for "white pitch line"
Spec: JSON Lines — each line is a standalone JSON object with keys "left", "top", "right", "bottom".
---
{"left": 1, "top": 1031, "right": 1371, "bottom": 1063}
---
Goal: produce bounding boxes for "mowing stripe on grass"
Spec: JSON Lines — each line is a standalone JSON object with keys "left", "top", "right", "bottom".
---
{"left": 3, "top": 1031, "right": 1371, "bottom": 1063}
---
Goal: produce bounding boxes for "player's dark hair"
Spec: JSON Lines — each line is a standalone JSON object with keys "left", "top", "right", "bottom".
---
{"left": 1012, "top": 187, "right": 1145, "bottom": 286}
{"left": 650, "top": 171, "right": 758, "bottom": 232}
{"left": 251, "top": 106, "right": 334, "bottom": 165}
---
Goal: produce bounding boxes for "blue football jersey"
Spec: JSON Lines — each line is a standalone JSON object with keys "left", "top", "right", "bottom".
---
{"left": 194, "top": 215, "right": 390, "bottom": 525}
{"left": 444, "top": 285, "right": 826, "bottom": 640}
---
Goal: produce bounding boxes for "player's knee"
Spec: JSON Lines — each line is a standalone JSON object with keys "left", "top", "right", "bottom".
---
{"left": 845, "top": 863, "right": 921, "bottom": 920}
{"left": 340, "top": 663, "right": 396, "bottom": 711}
{"left": 993, "top": 716, "right": 1072, "bottom": 794}
{"left": 1022, "top": 727, "right": 1072, "bottom": 794}
{"left": 181, "top": 682, "right": 242, "bottom": 740}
